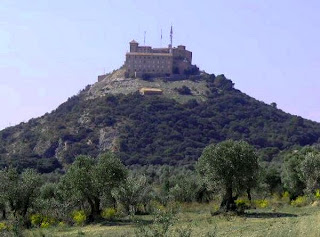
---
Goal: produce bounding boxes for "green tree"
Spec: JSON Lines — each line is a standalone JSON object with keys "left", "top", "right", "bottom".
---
{"left": 60, "top": 152, "right": 127, "bottom": 221}
{"left": 196, "top": 140, "right": 259, "bottom": 212}
{"left": 34, "top": 182, "right": 68, "bottom": 221}
{"left": 281, "top": 146, "right": 319, "bottom": 198}
{"left": 112, "top": 174, "right": 152, "bottom": 215}
{"left": 259, "top": 163, "right": 283, "bottom": 196}
{"left": 0, "top": 168, "right": 42, "bottom": 225}
{"left": 168, "top": 171, "right": 202, "bottom": 203}
{"left": 300, "top": 152, "right": 320, "bottom": 194}
{"left": 270, "top": 102, "right": 277, "bottom": 108}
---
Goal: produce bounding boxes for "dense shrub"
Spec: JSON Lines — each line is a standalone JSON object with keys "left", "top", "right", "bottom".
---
{"left": 235, "top": 199, "right": 250, "bottom": 211}
{"left": 174, "top": 86, "right": 192, "bottom": 95}
{"left": 254, "top": 200, "right": 269, "bottom": 208}
{"left": 40, "top": 221, "right": 50, "bottom": 228}
{"left": 184, "top": 65, "right": 200, "bottom": 76}
{"left": 0, "top": 222, "right": 8, "bottom": 231}
{"left": 102, "top": 208, "right": 117, "bottom": 221}
{"left": 31, "top": 214, "right": 56, "bottom": 228}
{"left": 281, "top": 191, "right": 291, "bottom": 203}
{"left": 72, "top": 210, "right": 86, "bottom": 226}
{"left": 30, "top": 214, "right": 42, "bottom": 227}
{"left": 291, "top": 196, "right": 309, "bottom": 207}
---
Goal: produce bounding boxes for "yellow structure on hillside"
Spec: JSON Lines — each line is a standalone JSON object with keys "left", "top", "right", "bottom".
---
{"left": 139, "top": 88, "right": 163, "bottom": 95}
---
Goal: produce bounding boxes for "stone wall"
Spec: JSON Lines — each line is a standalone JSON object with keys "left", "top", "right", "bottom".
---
{"left": 125, "top": 53, "right": 172, "bottom": 77}
{"left": 125, "top": 40, "right": 193, "bottom": 78}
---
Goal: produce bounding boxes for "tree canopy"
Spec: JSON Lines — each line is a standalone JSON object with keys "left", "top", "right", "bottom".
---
{"left": 0, "top": 168, "right": 42, "bottom": 225}
{"left": 197, "top": 140, "right": 259, "bottom": 212}
{"left": 282, "top": 146, "right": 320, "bottom": 197}
{"left": 60, "top": 152, "right": 127, "bottom": 221}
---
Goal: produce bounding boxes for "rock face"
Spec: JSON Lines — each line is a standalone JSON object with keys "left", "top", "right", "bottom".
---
{"left": 99, "top": 127, "right": 119, "bottom": 152}
{"left": 1, "top": 69, "right": 320, "bottom": 173}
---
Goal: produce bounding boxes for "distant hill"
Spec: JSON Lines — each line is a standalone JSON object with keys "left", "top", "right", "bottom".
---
{"left": 1, "top": 70, "right": 320, "bottom": 172}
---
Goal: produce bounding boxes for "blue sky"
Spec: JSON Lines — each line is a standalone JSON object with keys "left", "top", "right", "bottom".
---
{"left": 1, "top": 0, "right": 320, "bottom": 129}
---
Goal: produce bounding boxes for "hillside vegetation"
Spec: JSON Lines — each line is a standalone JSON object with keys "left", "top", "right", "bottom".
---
{"left": 0, "top": 72, "right": 320, "bottom": 172}
{"left": 1, "top": 141, "right": 320, "bottom": 236}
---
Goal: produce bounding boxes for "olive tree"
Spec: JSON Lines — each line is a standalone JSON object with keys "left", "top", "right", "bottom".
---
{"left": 60, "top": 152, "right": 127, "bottom": 221}
{"left": 112, "top": 174, "right": 152, "bottom": 215}
{"left": 168, "top": 171, "right": 202, "bottom": 203}
{"left": 300, "top": 152, "right": 320, "bottom": 194}
{"left": 281, "top": 146, "right": 319, "bottom": 198}
{"left": 34, "top": 182, "right": 70, "bottom": 221}
{"left": 196, "top": 140, "right": 259, "bottom": 212}
{"left": 0, "top": 168, "right": 42, "bottom": 224}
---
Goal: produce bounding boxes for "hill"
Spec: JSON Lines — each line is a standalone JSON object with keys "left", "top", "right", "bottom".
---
{"left": 1, "top": 70, "right": 320, "bottom": 172}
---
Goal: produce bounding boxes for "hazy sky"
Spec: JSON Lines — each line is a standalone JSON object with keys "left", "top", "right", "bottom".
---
{"left": 1, "top": 0, "right": 320, "bottom": 130}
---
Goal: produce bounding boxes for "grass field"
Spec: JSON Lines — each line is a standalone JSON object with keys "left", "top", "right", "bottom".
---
{"left": 24, "top": 203, "right": 320, "bottom": 237}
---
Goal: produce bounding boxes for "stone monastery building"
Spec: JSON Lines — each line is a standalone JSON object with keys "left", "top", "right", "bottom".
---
{"left": 125, "top": 29, "right": 194, "bottom": 78}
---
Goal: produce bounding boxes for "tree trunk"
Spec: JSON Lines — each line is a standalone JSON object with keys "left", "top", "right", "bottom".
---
{"left": 112, "top": 196, "right": 117, "bottom": 209}
{"left": 219, "top": 185, "right": 237, "bottom": 212}
{"left": 93, "top": 197, "right": 101, "bottom": 219}
{"left": 2, "top": 209, "right": 6, "bottom": 220}
{"left": 87, "top": 198, "right": 95, "bottom": 222}
{"left": 88, "top": 197, "right": 101, "bottom": 222}
{"left": 247, "top": 188, "right": 252, "bottom": 201}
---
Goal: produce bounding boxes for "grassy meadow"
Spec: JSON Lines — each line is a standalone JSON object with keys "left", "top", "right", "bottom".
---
{"left": 24, "top": 203, "right": 320, "bottom": 237}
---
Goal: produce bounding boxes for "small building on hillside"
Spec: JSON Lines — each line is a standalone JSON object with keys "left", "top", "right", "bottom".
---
{"left": 139, "top": 88, "right": 163, "bottom": 95}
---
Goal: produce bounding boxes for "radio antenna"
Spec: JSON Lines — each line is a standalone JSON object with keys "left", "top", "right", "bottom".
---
{"left": 170, "top": 25, "right": 173, "bottom": 47}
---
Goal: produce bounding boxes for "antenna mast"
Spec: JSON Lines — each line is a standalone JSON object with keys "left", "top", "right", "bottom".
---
{"left": 160, "top": 29, "right": 163, "bottom": 47}
{"left": 170, "top": 25, "right": 173, "bottom": 47}
{"left": 144, "top": 31, "right": 146, "bottom": 46}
